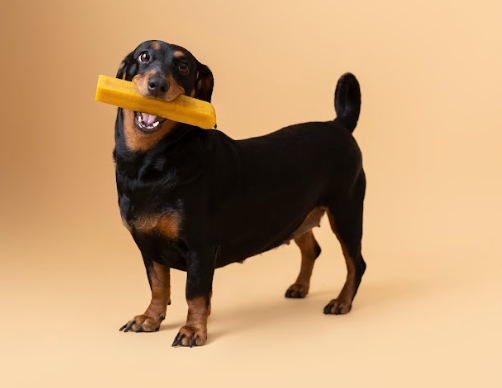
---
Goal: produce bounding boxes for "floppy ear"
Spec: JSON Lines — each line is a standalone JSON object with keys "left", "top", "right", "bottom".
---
{"left": 195, "top": 62, "right": 214, "bottom": 102}
{"left": 116, "top": 51, "right": 134, "bottom": 80}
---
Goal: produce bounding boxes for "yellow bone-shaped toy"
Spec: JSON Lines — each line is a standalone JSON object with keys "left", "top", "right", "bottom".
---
{"left": 95, "top": 75, "right": 216, "bottom": 129}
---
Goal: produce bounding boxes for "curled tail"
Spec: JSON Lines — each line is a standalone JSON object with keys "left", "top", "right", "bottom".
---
{"left": 334, "top": 73, "right": 361, "bottom": 132}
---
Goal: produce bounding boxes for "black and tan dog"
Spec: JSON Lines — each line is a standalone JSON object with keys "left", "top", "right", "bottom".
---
{"left": 114, "top": 40, "right": 367, "bottom": 347}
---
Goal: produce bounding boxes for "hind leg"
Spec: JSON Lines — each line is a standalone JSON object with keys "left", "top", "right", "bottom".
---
{"left": 324, "top": 177, "right": 366, "bottom": 314}
{"left": 285, "top": 230, "right": 322, "bottom": 298}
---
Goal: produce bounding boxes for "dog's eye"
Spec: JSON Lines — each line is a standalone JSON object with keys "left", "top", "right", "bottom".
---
{"left": 139, "top": 51, "right": 151, "bottom": 63}
{"left": 178, "top": 62, "right": 189, "bottom": 74}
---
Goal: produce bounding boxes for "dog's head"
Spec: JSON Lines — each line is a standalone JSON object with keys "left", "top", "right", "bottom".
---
{"left": 116, "top": 40, "right": 214, "bottom": 141}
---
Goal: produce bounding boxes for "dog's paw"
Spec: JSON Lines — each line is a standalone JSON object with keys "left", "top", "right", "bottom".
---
{"left": 119, "top": 314, "right": 165, "bottom": 333}
{"left": 285, "top": 283, "right": 308, "bottom": 298}
{"left": 323, "top": 299, "right": 352, "bottom": 315}
{"left": 172, "top": 325, "right": 207, "bottom": 347}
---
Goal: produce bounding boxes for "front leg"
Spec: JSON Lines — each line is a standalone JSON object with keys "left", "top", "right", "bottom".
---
{"left": 120, "top": 258, "right": 171, "bottom": 333}
{"left": 172, "top": 250, "right": 214, "bottom": 347}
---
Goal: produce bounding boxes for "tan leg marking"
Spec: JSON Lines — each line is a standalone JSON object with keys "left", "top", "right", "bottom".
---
{"left": 325, "top": 211, "right": 356, "bottom": 314}
{"left": 174, "top": 296, "right": 211, "bottom": 347}
{"left": 286, "top": 230, "right": 319, "bottom": 298}
{"left": 144, "top": 261, "right": 171, "bottom": 317}
{"left": 120, "top": 262, "right": 171, "bottom": 332}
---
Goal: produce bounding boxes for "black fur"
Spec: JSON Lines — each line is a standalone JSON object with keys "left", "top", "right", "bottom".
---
{"left": 334, "top": 72, "right": 361, "bottom": 132}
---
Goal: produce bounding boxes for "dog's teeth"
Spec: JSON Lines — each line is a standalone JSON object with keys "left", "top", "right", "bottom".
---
{"left": 153, "top": 121, "right": 159, "bottom": 128}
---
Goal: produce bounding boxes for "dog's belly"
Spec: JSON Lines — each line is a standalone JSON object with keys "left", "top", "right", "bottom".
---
{"left": 214, "top": 206, "right": 326, "bottom": 268}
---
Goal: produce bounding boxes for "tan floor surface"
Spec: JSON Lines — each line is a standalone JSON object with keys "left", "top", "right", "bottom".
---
{"left": 1, "top": 1, "right": 501, "bottom": 387}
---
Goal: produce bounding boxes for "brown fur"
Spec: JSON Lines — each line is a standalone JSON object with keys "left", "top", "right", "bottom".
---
{"left": 132, "top": 211, "right": 182, "bottom": 239}
{"left": 165, "top": 73, "right": 185, "bottom": 101}
{"left": 177, "top": 296, "right": 210, "bottom": 346}
{"left": 150, "top": 42, "right": 160, "bottom": 50}
{"left": 145, "top": 261, "right": 171, "bottom": 317}
{"left": 120, "top": 262, "right": 171, "bottom": 332}
{"left": 132, "top": 69, "right": 156, "bottom": 95}
{"left": 286, "top": 230, "right": 319, "bottom": 298}
{"left": 132, "top": 70, "right": 185, "bottom": 102}
{"left": 326, "top": 211, "right": 357, "bottom": 313}
{"left": 156, "top": 212, "right": 182, "bottom": 239}
{"left": 122, "top": 109, "right": 178, "bottom": 152}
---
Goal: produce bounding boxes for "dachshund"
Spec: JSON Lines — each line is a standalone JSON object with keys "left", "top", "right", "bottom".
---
{"left": 113, "top": 40, "right": 367, "bottom": 347}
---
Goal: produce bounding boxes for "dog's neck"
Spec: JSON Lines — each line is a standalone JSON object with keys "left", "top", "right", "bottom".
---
{"left": 113, "top": 109, "right": 206, "bottom": 188}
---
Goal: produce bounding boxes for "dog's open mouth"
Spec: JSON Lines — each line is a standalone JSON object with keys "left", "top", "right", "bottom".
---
{"left": 134, "top": 112, "right": 166, "bottom": 133}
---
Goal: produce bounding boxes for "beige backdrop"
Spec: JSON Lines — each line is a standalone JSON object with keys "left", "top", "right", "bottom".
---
{"left": 1, "top": 0, "right": 501, "bottom": 386}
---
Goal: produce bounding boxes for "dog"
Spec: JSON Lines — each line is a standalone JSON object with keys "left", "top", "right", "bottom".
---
{"left": 113, "top": 40, "right": 367, "bottom": 347}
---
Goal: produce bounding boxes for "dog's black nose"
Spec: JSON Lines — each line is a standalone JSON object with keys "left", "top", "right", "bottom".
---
{"left": 147, "top": 77, "right": 169, "bottom": 97}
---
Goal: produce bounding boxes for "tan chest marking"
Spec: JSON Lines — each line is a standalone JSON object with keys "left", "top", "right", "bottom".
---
{"left": 131, "top": 211, "right": 182, "bottom": 240}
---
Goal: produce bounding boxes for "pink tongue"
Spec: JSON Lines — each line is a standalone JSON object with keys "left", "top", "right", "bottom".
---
{"left": 141, "top": 113, "right": 157, "bottom": 125}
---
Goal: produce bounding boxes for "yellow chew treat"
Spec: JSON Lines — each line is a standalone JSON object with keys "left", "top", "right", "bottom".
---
{"left": 95, "top": 75, "right": 216, "bottom": 129}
